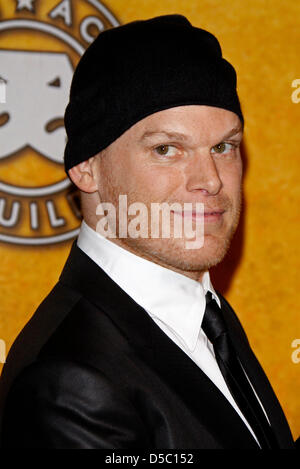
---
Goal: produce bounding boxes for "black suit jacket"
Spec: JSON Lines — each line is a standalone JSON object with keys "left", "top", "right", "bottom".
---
{"left": 0, "top": 242, "right": 295, "bottom": 448}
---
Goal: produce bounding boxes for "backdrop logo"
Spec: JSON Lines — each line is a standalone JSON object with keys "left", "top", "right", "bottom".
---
{"left": 0, "top": 0, "right": 119, "bottom": 245}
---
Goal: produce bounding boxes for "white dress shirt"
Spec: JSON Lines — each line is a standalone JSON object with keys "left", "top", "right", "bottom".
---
{"left": 77, "top": 220, "right": 263, "bottom": 444}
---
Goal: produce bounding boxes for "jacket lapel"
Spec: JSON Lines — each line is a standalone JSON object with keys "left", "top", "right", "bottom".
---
{"left": 146, "top": 317, "right": 259, "bottom": 448}
{"left": 219, "top": 294, "right": 294, "bottom": 448}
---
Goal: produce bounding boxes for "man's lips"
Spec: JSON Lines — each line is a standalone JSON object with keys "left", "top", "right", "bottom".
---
{"left": 171, "top": 209, "right": 225, "bottom": 215}
{"left": 171, "top": 209, "right": 225, "bottom": 220}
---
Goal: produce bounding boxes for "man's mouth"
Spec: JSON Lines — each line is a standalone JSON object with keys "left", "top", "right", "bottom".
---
{"left": 171, "top": 209, "right": 225, "bottom": 222}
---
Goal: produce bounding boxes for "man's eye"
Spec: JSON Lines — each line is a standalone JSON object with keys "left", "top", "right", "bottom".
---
{"left": 211, "top": 142, "right": 234, "bottom": 154}
{"left": 154, "top": 145, "right": 177, "bottom": 157}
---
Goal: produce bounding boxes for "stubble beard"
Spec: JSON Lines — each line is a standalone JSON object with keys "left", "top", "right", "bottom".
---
{"left": 105, "top": 189, "right": 243, "bottom": 280}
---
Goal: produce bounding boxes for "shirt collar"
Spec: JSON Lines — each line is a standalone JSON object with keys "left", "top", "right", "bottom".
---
{"left": 77, "top": 220, "right": 221, "bottom": 352}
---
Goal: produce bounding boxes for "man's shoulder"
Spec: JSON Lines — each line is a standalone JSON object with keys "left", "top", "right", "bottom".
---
{"left": 0, "top": 276, "right": 128, "bottom": 422}
{"left": 2, "top": 276, "right": 128, "bottom": 379}
{"left": 37, "top": 282, "right": 130, "bottom": 368}
{"left": 3, "top": 280, "right": 83, "bottom": 372}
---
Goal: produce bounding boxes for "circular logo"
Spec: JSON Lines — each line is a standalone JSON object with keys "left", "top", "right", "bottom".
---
{"left": 0, "top": 0, "right": 119, "bottom": 245}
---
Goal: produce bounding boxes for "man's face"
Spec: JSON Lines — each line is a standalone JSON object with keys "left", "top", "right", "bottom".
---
{"left": 91, "top": 105, "right": 243, "bottom": 280}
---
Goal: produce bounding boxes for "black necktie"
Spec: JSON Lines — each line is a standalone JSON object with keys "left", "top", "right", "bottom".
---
{"left": 202, "top": 291, "right": 278, "bottom": 449}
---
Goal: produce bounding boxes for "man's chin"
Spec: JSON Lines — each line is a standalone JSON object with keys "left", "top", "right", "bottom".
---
{"left": 165, "top": 240, "right": 230, "bottom": 274}
{"left": 118, "top": 234, "right": 231, "bottom": 277}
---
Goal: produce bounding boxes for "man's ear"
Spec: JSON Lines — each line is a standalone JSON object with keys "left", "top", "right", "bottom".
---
{"left": 68, "top": 157, "right": 98, "bottom": 193}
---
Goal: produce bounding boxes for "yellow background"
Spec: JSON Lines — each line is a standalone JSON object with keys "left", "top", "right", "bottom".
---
{"left": 0, "top": 0, "right": 299, "bottom": 440}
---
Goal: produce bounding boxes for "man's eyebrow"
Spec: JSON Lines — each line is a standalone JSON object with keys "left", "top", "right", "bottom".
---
{"left": 139, "top": 126, "right": 243, "bottom": 143}
{"left": 220, "top": 126, "right": 243, "bottom": 140}
{"left": 139, "top": 131, "right": 189, "bottom": 142}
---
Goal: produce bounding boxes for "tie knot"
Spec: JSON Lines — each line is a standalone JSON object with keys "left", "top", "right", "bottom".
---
{"left": 202, "top": 291, "right": 227, "bottom": 344}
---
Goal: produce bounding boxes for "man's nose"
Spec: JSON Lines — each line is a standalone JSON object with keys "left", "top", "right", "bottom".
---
{"left": 185, "top": 151, "right": 223, "bottom": 195}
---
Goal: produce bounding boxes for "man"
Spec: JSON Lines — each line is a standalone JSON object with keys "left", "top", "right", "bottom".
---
{"left": 0, "top": 15, "right": 295, "bottom": 449}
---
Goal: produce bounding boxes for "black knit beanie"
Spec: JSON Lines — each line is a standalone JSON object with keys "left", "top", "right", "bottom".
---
{"left": 64, "top": 14, "right": 243, "bottom": 172}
